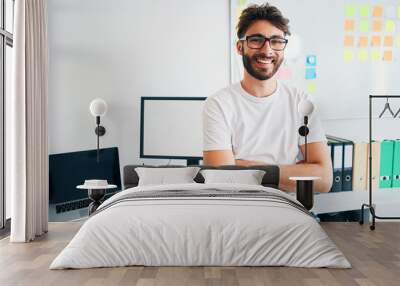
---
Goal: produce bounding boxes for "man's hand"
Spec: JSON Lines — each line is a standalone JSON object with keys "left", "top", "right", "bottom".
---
{"left": 235, "top": 159, "right": 266, "bottom": 166}
{"left": 279, "top": 142, "right": 333, "bottom": 193}
{"left": 203, "top": 150, "right": 235, "bottom": 166}
{"left": 203, "top": 150, "right": 265, "bottom": 166}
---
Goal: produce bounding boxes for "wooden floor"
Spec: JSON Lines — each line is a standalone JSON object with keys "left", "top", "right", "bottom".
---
{"left": 1, "top": 222, "right": 400, "bottom": 286}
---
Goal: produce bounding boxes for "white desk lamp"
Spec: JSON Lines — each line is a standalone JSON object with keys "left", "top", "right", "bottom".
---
{"left": 89, "top": 98, "right": 108, "bottom": 162}
{"left": 291, "top": 99, "right": 320, "bottom": 210}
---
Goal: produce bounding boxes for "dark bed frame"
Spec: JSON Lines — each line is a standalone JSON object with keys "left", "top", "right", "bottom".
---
{"left": 123, "top": 165, "right": 280, "bottom": 190}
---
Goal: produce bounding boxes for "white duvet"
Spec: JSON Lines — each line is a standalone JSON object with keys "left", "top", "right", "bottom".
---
{"left": 50, "top": 183, "right": 351, "bottom": 269}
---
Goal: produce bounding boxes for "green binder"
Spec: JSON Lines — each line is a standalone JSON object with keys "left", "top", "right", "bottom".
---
{"left": 379, "top": 140, "right": 395, "bottom": 189}
{"left": 392, "top": 140, "right": 400, "bottom": 188}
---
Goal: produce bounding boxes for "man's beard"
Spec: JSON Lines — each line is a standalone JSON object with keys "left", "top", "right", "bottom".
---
{"left": 242, "top": 53, "right": 283, "bottom": 81}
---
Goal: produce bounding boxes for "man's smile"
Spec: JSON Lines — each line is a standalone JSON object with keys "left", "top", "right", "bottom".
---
{"left": 253, "top": 55, "right": 275, "bottom": 68}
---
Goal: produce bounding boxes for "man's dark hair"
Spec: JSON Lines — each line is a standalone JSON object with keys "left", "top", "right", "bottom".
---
{"left": 237, "top": 3, "right": 291, "bottom": 39}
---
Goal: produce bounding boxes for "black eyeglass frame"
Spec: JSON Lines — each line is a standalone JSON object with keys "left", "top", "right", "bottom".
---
{"left": 239, "top": 35, "right": 289, "bottom": 51}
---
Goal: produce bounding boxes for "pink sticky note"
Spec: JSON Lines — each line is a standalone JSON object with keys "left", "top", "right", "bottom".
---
{"left": 276, "top": 67, "right": 293, "bottom": 80}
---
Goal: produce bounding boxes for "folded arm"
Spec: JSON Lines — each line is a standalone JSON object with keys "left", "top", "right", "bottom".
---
{"left": 278, "top": 142, "right": 333, "bottom": 193}
{"left": 202, "top": 142, "right": 332, "bottom": 193}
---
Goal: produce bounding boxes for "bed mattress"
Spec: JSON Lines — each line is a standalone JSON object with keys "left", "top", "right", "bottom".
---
{"left": 50, "top": 183, "right": 350, "bottom": 269}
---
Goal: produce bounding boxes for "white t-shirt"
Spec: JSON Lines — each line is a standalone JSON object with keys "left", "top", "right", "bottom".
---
{"left": 203, "top": 81, "right": 327, "bottom": 165}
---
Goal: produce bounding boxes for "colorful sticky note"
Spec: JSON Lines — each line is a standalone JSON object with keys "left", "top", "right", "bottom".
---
{"left": 238, "top": 0, "right": 247, "bottom": 6}
{"left": 396, "top": 35, "right": 400, "bottom": 47}
{"left": 358, "top": 36, "right": 368, "bottom": 47}
{"left": 384, "top": 36, "right": 393, "bottom": 47}
{"left": 371, "top": 50, "right": 380, "bottom": 61}
{"left": 344, "top": 20, "right": 355, "bottom": 31}
{"left": 305, "top": 68, "right": 317, "bottom": 80}
{"left": 358, "top": 50, "right": 368, "bottom": 62}
{"left": 306, "top": 82, "right": 317, "bottom": 94}
{"left": 360, "top": 5, "right": 370, "bottom": 17}
{"left": 345, "top": 5, "right": 356, "bottom": 17}
{"left": 306, "top": 55, "right": 317, "bottom": 66}
{"left": 383, "top": 51, "right": 392, "bottom": 61}
{"left": 371, "top": 36, "right": 381, "bottom": 47}
{"left": 359, "top": 20, "right": 369, "bottom": 32}
{"left": 344, "top": 36, "right": 354, "bottom": 47}
{"left": 385, "top": 21, "right": 395, "bottom": 33}
{"left": 372, "top": 20, "right": 382, "bottom": 32}
{"left": 398, "top": 6, "right": 400, "bottom": 19}
{"left": 372, "top": 5, "right": 383, "bottom": 17}
{"left": 344, "top": 50, "right": 354, "bottom": 62}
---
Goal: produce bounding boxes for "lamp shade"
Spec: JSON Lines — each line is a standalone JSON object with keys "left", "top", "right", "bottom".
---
{"left": 298, "top": 99, "right": 314, "bottom": 116}
{"left": 89, "top": 98, "right": 108, "bottom": 117}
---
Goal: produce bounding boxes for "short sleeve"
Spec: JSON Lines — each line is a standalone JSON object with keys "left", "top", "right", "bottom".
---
{"left": 203, "top": 97, "right": 232, "bottom": 151}
{"left": 298, "top": 99, "right": 327, "bottom": 146}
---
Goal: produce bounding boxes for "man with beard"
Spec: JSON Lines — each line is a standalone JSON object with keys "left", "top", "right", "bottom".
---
{"left": 202, "top": 3, "right": 332, "bottom": 193}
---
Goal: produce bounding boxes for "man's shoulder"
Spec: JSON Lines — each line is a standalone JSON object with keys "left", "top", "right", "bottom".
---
{"left": 209, "top": 83, "right": 240, "bottom": 99}
{"left": 278, "top": 81, "right": 308, "bottom": 102}
{"left": 205, "top": 83, "right": 240, "bottom": 105}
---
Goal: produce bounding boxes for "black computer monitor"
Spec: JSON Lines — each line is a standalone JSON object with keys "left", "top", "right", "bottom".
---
{"left": 140, "top": 97, "right": 206, "bottom": 165}
{"left": 49, "top": 147, "right": 121, "bottom": 204}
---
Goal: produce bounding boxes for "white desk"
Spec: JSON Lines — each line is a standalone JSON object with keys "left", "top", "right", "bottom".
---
{"left": 310, "top": 189, "right": 400, "bottom": 217}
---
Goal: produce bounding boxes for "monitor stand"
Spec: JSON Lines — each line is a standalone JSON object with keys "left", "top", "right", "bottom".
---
{"left": 186, "top": 159, "right": 200, "bottom": 166}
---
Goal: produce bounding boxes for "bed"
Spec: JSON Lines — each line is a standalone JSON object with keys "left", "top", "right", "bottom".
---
{"left": 49, "top": 165, "right": 350, "bottom": 269}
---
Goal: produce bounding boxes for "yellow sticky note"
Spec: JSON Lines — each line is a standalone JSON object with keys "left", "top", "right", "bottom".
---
{"left": 371, "top": 36, "right": 381, "bottom": 47}
{"left": 383, "top": 51, "right": 392, "bottom": 61}
{"left": 384, "top": 36, "right": 393, "bottom": 47}
{"left": 398, "top": 6, "right": 400, "bottom": 19}
{"left": 372, "top": 5, "right": 383, "bottom": 17}
{"left": 358, "top": 36, "right": 368, "bottom": 47}
{"left": 344, "top": 50, "right": 354, "bottom": 62}
{"left": 360, "top": 5, "right": 370, "bottom": 17}
{"left": 344, "top": 20, "right": 355, "bottom": 31}
{"left": 344, "top": 36, "right": 354, "bottom": 47}
{"left": 385, "top": 21, "right": 395, "bottom": 33}
{"left": 359, "top": 20, "right": 369, "bottom": 32}
{"left": 345, "top": 5, "right": 356, "bottom": 17}
{"left": 372, "top": 20, "right": 382, "bottom": 32}
{"left": 358, "top": 50, "right": 368, "bottom": 62}
{"left": 396, "top": 35, "right": 400, "bottom": 47}
{"left": 306, "top": 82, "right": 317, "bottom": 94}
{"left": 371, "top": 50, "right": 380, "bottom": 61}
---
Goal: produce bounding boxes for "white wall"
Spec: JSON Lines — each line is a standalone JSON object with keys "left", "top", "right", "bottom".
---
{"left": 47, "top": 0, "right": 398, "bottom": 169}
{"left": 322, "top": 117, "right": 399, "bottom": 143}
{"left": 47, "top": 0, "right": 230, "bottom": 170}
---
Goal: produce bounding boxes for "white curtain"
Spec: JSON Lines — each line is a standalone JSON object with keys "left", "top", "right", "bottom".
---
{"left": 10, "top": 0, "right": 49, "bottom": 242}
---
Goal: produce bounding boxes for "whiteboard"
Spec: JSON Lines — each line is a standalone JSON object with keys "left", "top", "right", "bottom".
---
{"left": 141, "top": 98, "right": 205, "bottom": 158}
{"left": 230, "top": 0, "right": 400, "bottom": 120}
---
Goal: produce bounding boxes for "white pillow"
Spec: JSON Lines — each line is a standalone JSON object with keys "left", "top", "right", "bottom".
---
{"left": 200, "top": 169, "right": 266, "bottom": 185}
{"left": 135, "top": 167, "right": 200, "bottom": 186}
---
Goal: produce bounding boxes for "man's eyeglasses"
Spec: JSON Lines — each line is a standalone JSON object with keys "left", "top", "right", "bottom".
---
{"left": 239, "top": 35, "right": 288, "bottom": 51}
